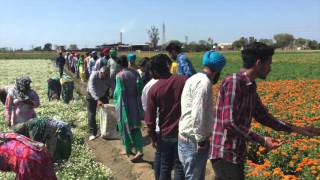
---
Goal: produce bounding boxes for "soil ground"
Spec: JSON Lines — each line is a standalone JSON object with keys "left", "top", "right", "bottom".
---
{"left": 70, "top": 71, "right": 214, "bottom": 180}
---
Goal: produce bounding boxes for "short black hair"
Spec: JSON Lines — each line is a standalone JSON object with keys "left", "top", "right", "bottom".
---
{"left": 138, "top": 57, "right": 150, "bottom": 68}
{"left": 165, "top": 41, "right": 182, "bottom": 52}
{"left": 241, "top": 42, "right": 274, "bottom": 68}
{"left": 118, "top": 55, "right": 128, "bottom": 68}
{"left": 150, "top": 54, "right": 170, "bottom": 74}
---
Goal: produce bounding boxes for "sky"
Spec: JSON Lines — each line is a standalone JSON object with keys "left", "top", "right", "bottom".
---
{"left": 0, "top": 0, "right": 319, "bottom": 49}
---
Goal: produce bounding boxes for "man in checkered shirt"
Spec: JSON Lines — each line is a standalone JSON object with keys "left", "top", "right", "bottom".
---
{"left": 209, "top": 42, "right": 320, "bottom": 180}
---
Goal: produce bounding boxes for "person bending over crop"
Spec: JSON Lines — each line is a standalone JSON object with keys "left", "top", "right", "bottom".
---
{"left": 0, "top": 132, "right": 57, "bottom": 180}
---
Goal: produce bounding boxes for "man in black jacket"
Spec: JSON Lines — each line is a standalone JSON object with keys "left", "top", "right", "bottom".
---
{"left": 56, "top": 52, "right": 66, "bottom": 77}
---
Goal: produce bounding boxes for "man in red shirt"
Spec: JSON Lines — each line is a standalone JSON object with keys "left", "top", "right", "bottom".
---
{"left": 144, "top": 54, "right": 186, "bottom": 180}
{"left": 210, "top": 42, "right": 320, "bottom": 179}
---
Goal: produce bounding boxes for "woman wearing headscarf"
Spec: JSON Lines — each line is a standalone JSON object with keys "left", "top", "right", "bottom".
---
{"left": 13, "top": 117, "right": 73, "bottom": 162}
{"left": 5, "top": 76, "right": 40, "bottom": 126}
{"left": 114, "top": 55, "right": 144, "bottom": 162}
{"left": 0, "top": 132, "right": 57, "bottom": 180}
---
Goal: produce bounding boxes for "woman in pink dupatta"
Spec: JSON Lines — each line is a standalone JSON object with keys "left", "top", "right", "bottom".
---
{"left": 0, "top": 132, "right": 57, "bottom": 180}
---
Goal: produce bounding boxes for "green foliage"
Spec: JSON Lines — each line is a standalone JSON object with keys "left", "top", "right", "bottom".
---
{"left": 294, "top": 38, "right": 307, "bottom": 46}
{"left": 307, "top": 40, "right": 319, "bottom": 50}
{"left": 259, "top": 39, "right": 274, "bottom": 46}
{"left": 232, "top": 37, "right": 249, "bottom": 49}
{"left": 184, "top": 51, "right": 320, "bottom": 80}
{"left": 273, "top": 33, "right": 295, "bottom": 48}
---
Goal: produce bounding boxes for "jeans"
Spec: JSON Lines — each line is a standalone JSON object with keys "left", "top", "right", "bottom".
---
{"left": 211, "top": 159, "right": 244, "bottom": 180}
{"left": 178, "top": 137, "right": 209, "bottom": 180}
{"left": 158, "top": 137, "right": 185, "bottom": 180}
{"left": 154, "top": 132, "right": 161, "bottom": 180}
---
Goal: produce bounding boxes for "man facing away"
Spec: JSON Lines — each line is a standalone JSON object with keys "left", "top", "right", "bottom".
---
{"left": 210, "top": 42, "right": 320, "bottom": 180}
{"left": 166, "top": 41, "right": 196, "bottom": 78}
{"left": 144, "top": 54, "right": 186, "bottom": 180}
{"left": 56, "top": 52, "right": 66, "bottom": 77}
{"left": 94, "top": 48, "right": 109, "bottom": 71}
{"left": 107, "top": 48, "right": 120, "bottom": 98}
{"left": 178, "top": 51, "right": 227, "bottom": 180}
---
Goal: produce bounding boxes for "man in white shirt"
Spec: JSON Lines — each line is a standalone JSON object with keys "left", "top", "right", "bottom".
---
{"left": 178, "top": 51, "right": 227, "bottom": 180}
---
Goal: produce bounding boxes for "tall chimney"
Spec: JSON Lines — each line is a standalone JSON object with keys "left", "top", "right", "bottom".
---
{"left": 120, "top": 32, "right": 123, "bottom": 44}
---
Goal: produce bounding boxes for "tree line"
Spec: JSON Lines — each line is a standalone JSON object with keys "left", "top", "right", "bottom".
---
{"left": 1, "top": 26, "right": 319, "bottom": 52}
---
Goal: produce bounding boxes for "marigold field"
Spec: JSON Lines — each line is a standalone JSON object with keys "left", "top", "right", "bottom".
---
{"left": 245, "top": 80, "right": 320, "bottom": 180}
{"left": 0, "top": 51, "right": 319, "bottom": 179}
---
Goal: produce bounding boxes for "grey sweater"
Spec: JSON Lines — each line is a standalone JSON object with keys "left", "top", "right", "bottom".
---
{"left": 87, "top": 71, "right": 110, "bottom": 100}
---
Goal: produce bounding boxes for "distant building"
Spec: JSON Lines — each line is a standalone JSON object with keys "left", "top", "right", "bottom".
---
{"left": 95, "top": 43, "right": 151, "bottom": 52}
{"left": 217, "top": 43, "right": 233, "bottom": 51}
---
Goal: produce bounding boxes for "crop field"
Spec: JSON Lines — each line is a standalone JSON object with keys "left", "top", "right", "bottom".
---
{"left": 0, "top": 50, "right": 319, "bottom": 179}
{"left": 0, "top": 60, "right": 112, "bottom": 179}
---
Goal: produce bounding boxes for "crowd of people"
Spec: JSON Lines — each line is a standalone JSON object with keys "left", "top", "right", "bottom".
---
{"left": 57, "top": 41, "right": 320, "bottom": 179}
{"left": 1, "top": 41, "right": 320, "bottom": 180}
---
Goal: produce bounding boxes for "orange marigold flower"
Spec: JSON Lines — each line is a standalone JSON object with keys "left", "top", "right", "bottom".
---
{"left": 273, "top": 167, "right": 282, "bottom": 175}
{"left": 258, "top": 146, "right": 267, "bottom": 153}
{"left": 263, "top": 171, "right": 271, "bottom": 177}
{"left": 292, "top": 155, "right": 298, "bottom": 160}
{"left": 264, "top": 160, "right": 271, "bottom": 167}
{"left": 295, "top": 167, "right": 302, "bottom": 172}
{"left": 289, "top": 161, "right": 294, "bottom": 167}
{"left": 251, "top": 170, "right": 259, "bottom": 176}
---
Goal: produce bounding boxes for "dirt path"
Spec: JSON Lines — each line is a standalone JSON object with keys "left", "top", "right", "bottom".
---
{"left": 68, "top": 72, "right": 156, "bottom": 179}
{"left": 68, "top": 70, "right": 214, "bottom": 180}
{"left": 87, "top": 136, "right": 155, "bottom": 180}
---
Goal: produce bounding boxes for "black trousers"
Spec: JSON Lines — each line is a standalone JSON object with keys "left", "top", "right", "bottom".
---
{"left": 86, "top": 92, "right": 109, "bottom": 136}
{"left": 211, "top": 159, "right": 244, "bottom": 180}
{"left": 59, "top": 65, "right": 64, "bottom": 77}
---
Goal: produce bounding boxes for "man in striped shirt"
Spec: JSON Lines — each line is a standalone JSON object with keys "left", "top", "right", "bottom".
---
{"left": 210, "top": 42, "right": 320, "bottom": 180}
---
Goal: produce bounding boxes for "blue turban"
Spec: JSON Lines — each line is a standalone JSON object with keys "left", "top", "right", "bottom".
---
{"left": 202, "top": 50, "right": 226, "bottom": 71}
{"left": 127, "top": 53, "right": 136, "bottom": 62}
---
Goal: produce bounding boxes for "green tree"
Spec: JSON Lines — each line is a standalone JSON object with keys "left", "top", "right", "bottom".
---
{"left": 248, "top": 36, "right": 257, "bottom": 44}
{"left": 147, "top": 26, "right": 160, "bottom": 49}
{"left": 68, "top": 44, "right": 78, "bottom": 51}
{"left": 259, "top": 39, "right": 274, "bottom": 46}
{"left": 33, "top": 46, "right": 42, "bottom": 51}
{"left": 43, "top": 43, "right": 52, "bottom": 51}
{"left": 273, "top": 33, "right": 294, "bottom": 48}
{"left": 295, "top": 38, "right": 307, "bottom": 46}
{"left": 232, "top": 37, "right": 248, "bottom": 49}
{"left": 307, "top": 40, "right": 318, "bottom": 50}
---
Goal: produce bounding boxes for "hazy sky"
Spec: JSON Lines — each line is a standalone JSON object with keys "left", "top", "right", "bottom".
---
{"left": 1, "top": 0, "right": 319, "bottom": 49}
